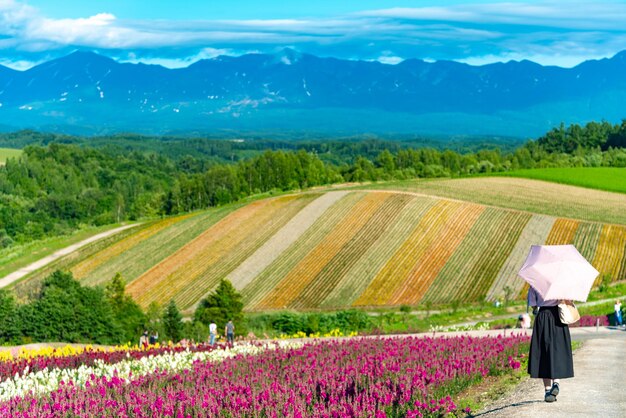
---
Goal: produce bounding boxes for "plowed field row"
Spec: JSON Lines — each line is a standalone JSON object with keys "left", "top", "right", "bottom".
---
{"left": 228, "top": 191, "right": 349, "bottom": 291}
{"left": 424, "top": 207, "right": 506, "bottom": 304}
{"left": 242, "top": 193, "right": 365, "bottom": 309}
{"left": 77, "top": 206, "right": 240, "bottom": 286}
{"left": 460, "top": 211, "right": 531, "bottom": 302}
{"left": 173, "top": 195, "right": 318, "bottom": 309}
{"left": 389, "top": 203, "right": 485, "bottom": 306}
{"left": 320, "top": 196, "right": 437, "bottom": 308}
{"left": 354, "top": 200, "right": 462, "bottom": 306}
{"left": 572, "top": 223, "right": 603, "bottom": 267}
{"left": 71, "top": 213, "right": 195, "bottom": 279}
{"left": 289, "top": 194, "right": 414, "bottom": 310}
{"left": 360, "top": 177, "right": 626, "bottom": 224}
{"left": 592, "top": 225, "right": 626, "bottom": 283}
{"left": 256, "top": 193, "right": 391, "bottom": 310}
{"left": 486, "top": 215, "right": 555, "bottom": 301}
{"left": 10, "top": 223, "right": 146, "bottom": 300}
{"left": 544, "top": 218, "right": 580, "bottom": 245}
{"left": 129, "top": 195, "right": 316, "bottom": 309}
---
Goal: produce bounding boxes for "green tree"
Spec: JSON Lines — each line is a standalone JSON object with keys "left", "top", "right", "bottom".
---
{"left": 162, "top": 299, "right": 183, "bottom": 342}
{"left": 105, "top": 273, "right": 146, "bottom": 344}
{"left": 376, "top": 150, "right": 396, "bottom": 173}
{"left": 20, "top": 270, "right": 119, "bottom": 344}
{"left": 145, "top": 302, "right": 162, "bottom": 334}
{"left": 194, "top": 279, "right": 245, "bottom": 335}
{"left": 0, "top": 289, "right": 20, "bottom": 344}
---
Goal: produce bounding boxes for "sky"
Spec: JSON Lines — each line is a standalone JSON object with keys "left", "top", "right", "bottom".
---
{"left": 1, "top": 0, "right": 626, "bottom": 70}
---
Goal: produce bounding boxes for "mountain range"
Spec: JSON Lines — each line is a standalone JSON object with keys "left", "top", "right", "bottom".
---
{"left": 0, "top": 49, "right": 625, "bottom": 137}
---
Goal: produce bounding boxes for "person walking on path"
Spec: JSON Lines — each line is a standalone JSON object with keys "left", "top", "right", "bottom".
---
{"left": 209, "top": 320, "right": 217, "bottom": 346}
{"left": 614, "top": 300, "right": 623, "bottom": 327}
{"left": 528, "top": 286, "right": 574, "bottom": 403}
{"left": 225, "top": 320, "right": 235, "bottom": 346}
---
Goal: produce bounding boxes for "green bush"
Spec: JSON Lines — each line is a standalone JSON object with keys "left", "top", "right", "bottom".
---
{"left": 247, "top": 309, "right": 372, "bottom": 336}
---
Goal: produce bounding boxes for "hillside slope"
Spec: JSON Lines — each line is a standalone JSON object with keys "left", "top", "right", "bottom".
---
{"left": 10, "top": 178, "right": 626, "bottom": 311}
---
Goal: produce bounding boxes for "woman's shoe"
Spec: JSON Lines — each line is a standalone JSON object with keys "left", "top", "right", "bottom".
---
{"left": 550, "top": 383, "right": 560, "bottom": 397}
{"left": 545, "top": 392, "right": 557, "bottom": 402}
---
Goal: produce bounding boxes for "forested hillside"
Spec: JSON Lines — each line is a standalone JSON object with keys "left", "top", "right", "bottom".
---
{"left": 1, "top": 120, "right": 626, "bottom": 247}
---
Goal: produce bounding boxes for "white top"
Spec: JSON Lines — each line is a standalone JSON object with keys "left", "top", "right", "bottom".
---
{"left": 615, "top": 302, "right": 622, "bottom": 313}
{"left": 209, "top": 323, "right": 217, "bottom": 334}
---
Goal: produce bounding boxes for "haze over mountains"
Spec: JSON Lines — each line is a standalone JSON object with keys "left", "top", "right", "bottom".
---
{"left": 0, "top": 49, "right": 625, "bottom": 138}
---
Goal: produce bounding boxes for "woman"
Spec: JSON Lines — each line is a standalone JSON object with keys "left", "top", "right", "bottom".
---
{"left": 527, "top": 286, "right": 574, "bottom": 402}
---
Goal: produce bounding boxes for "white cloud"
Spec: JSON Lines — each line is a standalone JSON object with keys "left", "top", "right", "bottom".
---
{"left": 0, "top": 0, "right": 625, "bottom": 68}
{"left": 0, "top": 58, "right": 39, "bottom": 70}
{"left": 377, "top": 55, "right": 403, "bottom": 65}
{"left": 359, "top": 2, "right": 626, "bottom": 30}
{"left": 119, "top": 47, "right": 235, "bottom": 68}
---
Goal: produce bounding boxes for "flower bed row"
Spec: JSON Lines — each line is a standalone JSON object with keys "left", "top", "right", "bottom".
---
{"left": 0, "top": 342, "right": 300, "bottom": 402}
{"left": 572, "top": 315, "right": 610, "bottom": 327}
{"left": 1, "top": 334, "right": 529, "bottom": 417}
{"left": 0, "top": 343, "right": 221, "bottom": 383}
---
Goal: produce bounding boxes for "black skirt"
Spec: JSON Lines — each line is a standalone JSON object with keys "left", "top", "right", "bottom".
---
{"left": 528, "top": 306, "right": 574, "bottom": 379}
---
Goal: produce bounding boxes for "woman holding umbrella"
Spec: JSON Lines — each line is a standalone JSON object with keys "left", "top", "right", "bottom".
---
{"left": 527, "top": 286, "right": 574, "bottom": 402}
{"left": 519, "top": 245, "right": 599, "bottom": 403}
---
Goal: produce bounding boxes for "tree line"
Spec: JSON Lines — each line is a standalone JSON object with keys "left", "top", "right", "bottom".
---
{"left": 1, "top": 120, "right": 626, "bottom": 246}
{"left": 0, "top": 271, "right": 245, "bottom": 346}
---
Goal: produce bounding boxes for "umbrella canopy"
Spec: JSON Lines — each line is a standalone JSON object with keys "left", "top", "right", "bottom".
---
{"left": 518, "top": 244, "right": 599, "bottom": 302}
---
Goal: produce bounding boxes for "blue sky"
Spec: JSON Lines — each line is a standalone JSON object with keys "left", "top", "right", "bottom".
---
{"left": 2, "top": 0, "right": 626, "bottom": 70}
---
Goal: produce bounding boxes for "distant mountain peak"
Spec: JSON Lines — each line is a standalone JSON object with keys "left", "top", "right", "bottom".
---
{"left": 274, "top": 48, "right": 303, "bottom": 65}
{"left": 30, "top": 50, "right": 118, "bottom": 72}
{"left": 0, "top": 49, "right": 624, "bottom": 137}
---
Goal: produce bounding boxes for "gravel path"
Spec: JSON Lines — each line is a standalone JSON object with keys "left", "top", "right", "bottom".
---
{"left": 475, "top": 327, "right": 626, "bottom": 417}
{"left": 0, "top": 224, "right": 139, "bottom": 288}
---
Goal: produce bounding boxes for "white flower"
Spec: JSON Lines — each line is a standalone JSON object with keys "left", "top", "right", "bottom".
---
{"left": 0, "top": 341, "right": 301, "bottom": 402}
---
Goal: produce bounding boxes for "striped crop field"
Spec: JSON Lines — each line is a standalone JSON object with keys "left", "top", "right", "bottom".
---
{"left": 10, "top": 224, "right": 146, "bottom": 300}
{"left": 127, "top": 194, "right": 319, "bottom": 309}
{"left": 71, "top": 213, "right": 198, "bottom": 282}
{"left": 349, "top": 177, "right": 626, "bottom": 225}
{"left": 241, "top": 192, "right": 366, "bottom": 308}
{"left": 254, "top": 193, "right": 391, "bottom": 310}
{"left": 9, "top": 178, "right": 626, "bottom": 311}
{"left": 74, "top": 206, "right": 240, "bottom": 286}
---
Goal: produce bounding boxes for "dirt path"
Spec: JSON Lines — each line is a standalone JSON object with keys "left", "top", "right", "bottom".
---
{"left": 0, "top": 224, "right": 139, "bottom": 288}
{"left": 475, "top": 327, "right": 626, "bottom": 417}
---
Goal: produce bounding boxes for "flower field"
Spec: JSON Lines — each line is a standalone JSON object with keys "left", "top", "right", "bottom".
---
{"left": 0, "top": 342, "right": 299, "bottom": 403}
{"left": 0, "top": 335, "right": 528, "bottom": 417}
{"left": 9, "top": 184, "right": 626, "bottom": 311}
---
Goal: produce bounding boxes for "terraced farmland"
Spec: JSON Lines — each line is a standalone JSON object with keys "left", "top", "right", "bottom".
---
{"left": 352, "top": 177, "right": 626, "bottom": 225}
{"left": 10, "top": 180, "right": 626, "bottom": 311}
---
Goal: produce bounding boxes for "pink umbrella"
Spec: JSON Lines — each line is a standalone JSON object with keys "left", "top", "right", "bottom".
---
{"left": 518, "top": 244, "right": 599, "bottom": 302}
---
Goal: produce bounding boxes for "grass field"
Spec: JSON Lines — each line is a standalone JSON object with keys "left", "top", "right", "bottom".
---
{"left": 498, "top": 167, "right": 626, "bottom": 194}
{"left": 346, "top": 177, "right": 626, "bottom": 225}
{"left": 0, "top": 148, "right": 22, "bottom": 165}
